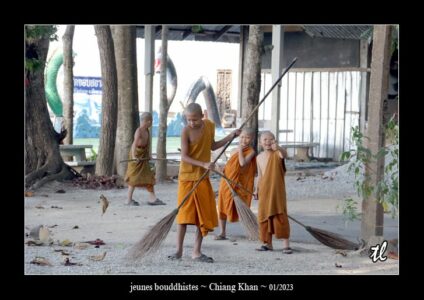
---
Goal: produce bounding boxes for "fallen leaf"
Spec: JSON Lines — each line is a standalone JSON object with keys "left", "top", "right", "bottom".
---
{"left": 89, "top": 252, "right": 107, "bottom": 261}
{"left": 35, "top": 205, "right": 45, "bottom": 209}
{"left": 335, "top": 263, "right": 342, "bottom": 268}
{"left": 60, "top": 239, "right": 73, "bottom": 247}
{"left": 100, "top": 194, "right": 109, "bottom": 216}
{"left": 73, "top": 242, "right": 90, "bottom": 250}
{"left": 55, "top": 189, "right": 66, "bottom": 193}
{"left": 54, "top": 249, "right": 70, "bottom": 256}
{"left": 85, "top": 239, "right": 105, "bottom": 246}
{"left": 30, "top": 257, "right": 52, "bottom": 266}
{"left": 24, "top": 191, "right": 34, "bottom": 197}
{"left": 63, "top": 257, "right": 82, "bottom": 266}
{"left": 26, "top": 240, "right": 44, "bottom": 246}
{"left": 72, "top": 225, "right": 79, "bottom": 229}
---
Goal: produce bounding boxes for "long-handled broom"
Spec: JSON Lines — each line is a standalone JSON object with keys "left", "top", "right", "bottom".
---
{"left": 212, "top": 169, "right": 258, "bottom": 240}
{"left": 126, "top": 57, "right": 298, "bottom": 260}
{"left": 212, "top": 169, "right": 360, "bottom": 250}
{"left": 120, "top": 158, "right": 180, "bottom": 163}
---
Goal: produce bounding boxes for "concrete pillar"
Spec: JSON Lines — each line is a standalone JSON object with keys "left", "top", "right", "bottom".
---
{"left": 361, "top": 25, "right": 391, "bottom": 242}
{"left": 271, "top": 25, "right": 284, "bottom": 142}
{"left": 144, "top": 25, "right": 155, "bottom": 113}
{"left": 237, "top": 26, "right": 249, "bottom": 120}
{"left": 359, "top": 39, "right": 370, "bottom": 133}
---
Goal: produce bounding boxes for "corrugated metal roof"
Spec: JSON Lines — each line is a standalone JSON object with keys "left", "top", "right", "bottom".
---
{"left": 303, "top": 25, "right": 372, "bottom": 40}
{"left": 136, "top": 25, "right": 373, "bottom": 42}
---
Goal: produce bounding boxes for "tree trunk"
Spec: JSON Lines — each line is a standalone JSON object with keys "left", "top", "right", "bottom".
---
{"left": 361, "top": 25, "right": 391, "bottom": 243}
{"left": 156, "top": 25, "right": 169, "bottom": 182}
{"left": 94, "top": 25, "right": 118, "bottom": 176}
{"left": 241, "top": 25, "right": 263, "bottom": 150}
{"left": 25, "top": 25, "right": 76, "bottom": 189}
{"left": 62, "top": 25, "right": 75, "bottom": 161}
{"left": 112, "top": 25, "right": 139, "bottom": 177}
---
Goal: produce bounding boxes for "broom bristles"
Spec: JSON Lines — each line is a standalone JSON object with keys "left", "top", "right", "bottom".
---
{"left": 126, "top": 209, "right": 178, "bottom": 260}
{"left": 233, "top": 195, "right": 259, "bottom": 240}
{"left": 306, "top": 226, "right": 359, "bottom": 250}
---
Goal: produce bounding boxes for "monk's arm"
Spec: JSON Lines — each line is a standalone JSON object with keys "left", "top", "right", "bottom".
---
{"left": 278, "top": 146, "right": 288, "bottom": 159}
{"left": 181, "top": 127, "right": 212, "bottom": 169}
{"left": 212, "top": 129, "right": 241, "bottom": 150}
{"left": 255, "top": 158, "right": 262, "bottom": 196}
{"left": 238, "top": 147, "right": 256, "bottom": 167}
{"left": 273, "top": 143, "right": 287, "bottom": 159}
{"left": 131, "top": 129, "right": 139, "bottom": 159}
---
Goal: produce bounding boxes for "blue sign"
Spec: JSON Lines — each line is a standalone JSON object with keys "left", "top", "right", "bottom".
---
{"left": 74, "top": 76, "right": 102, "bottom": 95}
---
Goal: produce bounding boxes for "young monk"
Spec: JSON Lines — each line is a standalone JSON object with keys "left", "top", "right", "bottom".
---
{"left": 168, "top": 103, "right": 240, "bottom": 263}
{"left": 215, "top": 128, "right": 257, "bottom": 240}
{"left": 255, "top": 130, "right": 292, "bottom": 254}
{"left": 124, "top": 112, "right": 165, "bottom": 206}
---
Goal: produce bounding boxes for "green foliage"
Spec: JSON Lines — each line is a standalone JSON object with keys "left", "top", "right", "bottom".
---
{"left": 359, "top": 25, "right": 398, "bottom": 55}
{"left": 88, "top": 148, "right": 97, "bottom": 161}
{"left": 25, "top": 25, "right": 58, "bottom": 41}
{"left": 337, "top": 198, "right": 361, "bottom": 225}
{"left": 340, "top": 115, "right": 399, "bottom": 219}
{"left": 191, "top": 25, "right": 204, "bottom": 33}
{"left": 25, "top": 25, "right": 58, "bottom": 73}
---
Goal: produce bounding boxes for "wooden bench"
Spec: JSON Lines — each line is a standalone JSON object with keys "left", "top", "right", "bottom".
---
{"left": 279, "top": 142, "right": 320, "bottom": 162}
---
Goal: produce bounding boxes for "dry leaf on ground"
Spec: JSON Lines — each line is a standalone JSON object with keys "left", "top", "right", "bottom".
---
{"left": 89, "top": 252, "right": 107, "bottom": 261}
{"left": 100, "top": 194, "right": 109, "bottom": 216}
{"left": 30, "top": 257, "right": 52, "bottom": 266}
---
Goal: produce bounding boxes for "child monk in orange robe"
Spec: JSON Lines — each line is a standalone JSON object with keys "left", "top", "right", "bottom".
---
{"left": 255, "top": 130, "right": 292, "bottom": 254}
{"left": 168, "top": 103, "right": 240, "bottom": 263}
{"left": 215, "top": 128, "right": 257, "bottom": 240}
{"left": 124, "top": 112, "right": 165, "bottom": 206}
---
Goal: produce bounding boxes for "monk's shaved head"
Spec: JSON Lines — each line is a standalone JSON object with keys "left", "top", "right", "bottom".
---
{"left": 140, "top": 112, "right": 152, "bottom": 121}
{"left": 241, "top": 127, "right": 255, "bottom": 137}
{"left": 184, "top": 103, "right": 203, "bottom": 116}
{"left": 260, "top": 130, "right": 275, "bottom": 140}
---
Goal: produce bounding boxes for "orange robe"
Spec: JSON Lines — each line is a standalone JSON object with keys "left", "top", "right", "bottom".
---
{"left": 217, "top": 147, "right": 256, "bottom": 222}
{"left": 258, "top": 150, "right": 290, "bottom": 243}
{"left": 177, "top": 119, "right": 218, "bottom": 237}
{"left": 124, "top": 138, "right": 155, "bottom": 192}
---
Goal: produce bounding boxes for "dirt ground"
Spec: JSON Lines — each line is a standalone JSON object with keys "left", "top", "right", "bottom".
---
{"left": 24, "top": 173, "right": 399, "bottom": 275}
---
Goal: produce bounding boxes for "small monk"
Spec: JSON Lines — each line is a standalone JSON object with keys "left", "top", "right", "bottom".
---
{"left": 215, "top": 128, "right": 257, "bottom": 240}
{"left": 255, "top": 130, "right": 292, "bottom": 254}
{"left": 168, "top": 103, "right": 240, "bottom": 263}
{"left": 124, "top": 112, "right": 165, "bottom": 206}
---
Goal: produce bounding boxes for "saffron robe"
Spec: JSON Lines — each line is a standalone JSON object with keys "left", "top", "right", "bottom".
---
{"left": 217, "top": 146, "right": 256, "bottom": 222}
{"left": 258, "top": 150, "right": 290, "bottom": 242}
{"left": 177, "top": 119, "right": 218, "bottom": 237}
{"left": 124, "top": 137, "right": 155, "bottom": 192}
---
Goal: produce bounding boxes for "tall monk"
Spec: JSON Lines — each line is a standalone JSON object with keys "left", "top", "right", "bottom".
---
{"left": 168, "top": 103, "right": 240, "bottom": 263}
{"left": 124, "top": 112, "right": 165, "bottom": 206}
{"left": 255, "top": 131, "right": 292, "bottom": 254}
{"left": 215, "top": 128, "right": 257, "bottom": 240}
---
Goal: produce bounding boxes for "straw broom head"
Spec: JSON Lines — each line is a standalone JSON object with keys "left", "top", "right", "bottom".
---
{"left": 305, "top": 226, "right": 359, "bottom": 250}
{"left": 232, "top": 194, "right": 259, "bottom": 240}
{"left": 223, "top": 178, "right": 259, "bottom": 240}
{"left": 126, "top": 209, "right": 178, "bottom": 260}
